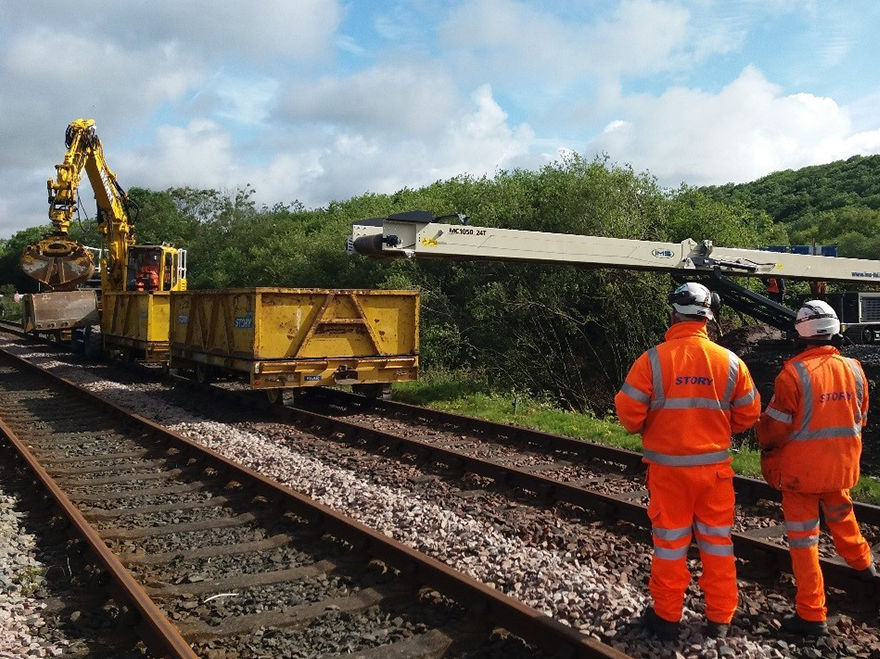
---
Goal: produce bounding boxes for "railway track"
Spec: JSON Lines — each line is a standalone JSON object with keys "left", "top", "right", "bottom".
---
{"left": 258, "top": 388, "right": 880, "bottom": 608}
{"left": 4, "top": 323, "right": 880, "bottom": 656}
{"left": 0, "top": 339, "right": 631, "bottom": 659}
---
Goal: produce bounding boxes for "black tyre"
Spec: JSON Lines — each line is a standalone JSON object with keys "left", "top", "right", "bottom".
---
{"left": 195, "top": 363, "right": 213, "bottom": 385}
{"left": 84, "top": 325, "right": 103, "bottom": 361}
{"left": 352, "top": 383, "right": 392, "bottom": 400}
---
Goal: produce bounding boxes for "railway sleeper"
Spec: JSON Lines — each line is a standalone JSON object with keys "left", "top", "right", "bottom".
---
{"left": 178, "top": 582, "right": 414, "bottom": 641}
{"left": 145, "top": 558, "right": 342, "bottom": 598}
{"left": 100, "top": 511, "right": 259, "bottom": 540}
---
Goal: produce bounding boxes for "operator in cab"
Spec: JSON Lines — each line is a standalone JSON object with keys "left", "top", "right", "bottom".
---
{"left": 615, "top": 282, "right": 761, "bottom": 641}
{"left": 135, "top": 252, "right": 161, "bottom": 291}
{"left": 757, "top": 301, "right": 876, "bottom": 637}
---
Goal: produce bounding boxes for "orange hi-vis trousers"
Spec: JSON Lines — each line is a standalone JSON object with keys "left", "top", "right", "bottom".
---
{"left": 647, "top": 463, "right": 737, "bottom": 624}
{"left": 783, "top": 490, "right": 872, "bottom": 622}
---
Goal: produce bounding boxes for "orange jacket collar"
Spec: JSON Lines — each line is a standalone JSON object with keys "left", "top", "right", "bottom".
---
{"left": 664, "top": 320, "right": 709, "bottom": 342}
{"left": 792, "top": 344, "right": 840, "bottom": 361}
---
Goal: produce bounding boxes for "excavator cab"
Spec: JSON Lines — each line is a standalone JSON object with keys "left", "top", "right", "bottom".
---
{"left": 125, "top": 245, "right": 187, "bottom": 292}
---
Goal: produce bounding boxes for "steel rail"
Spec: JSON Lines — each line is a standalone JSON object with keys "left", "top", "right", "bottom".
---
{"left": 0, "top": 345, "right": 632, "bottom": 659}
{"left": 303, "top": 386, "right": 880, "bottom": 527}
{"left": 229, "top": 386, "right": 879, "bottom": 605}
{"left": 4, "top": 323, "right": 877, "bottom": 606}
{"left": 0, "top": 401, "right": 199, "bottom": 658}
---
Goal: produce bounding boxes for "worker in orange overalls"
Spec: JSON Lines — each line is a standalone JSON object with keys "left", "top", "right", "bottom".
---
{"left": 765, "top": 276, "right": 785, "bottom": 304}
{"left": 809, "top": 280, "right": 827, "bottom": 301}
{"left": 615, "top": 282, "right": 761, "bottom": 641}
{"left": 757, "top": 300, "right": 876, "bottom": 637}
{"left": 135, "top": 253, "right": 160, "bottom": 291}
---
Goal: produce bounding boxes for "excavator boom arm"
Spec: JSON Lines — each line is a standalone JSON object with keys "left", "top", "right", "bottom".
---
{"left": 350, "top": 212, "right": 880, "bottom": 284}
{"left": 23, "top": 119, "right": 133, "bottom": 292}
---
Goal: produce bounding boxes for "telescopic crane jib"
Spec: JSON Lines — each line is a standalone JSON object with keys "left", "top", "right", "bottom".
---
{"left": 348, "top": 211, "right": 880, "bottom": 343}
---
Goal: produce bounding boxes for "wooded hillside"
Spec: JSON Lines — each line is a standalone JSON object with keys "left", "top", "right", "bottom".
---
{"left": 17, "top": 152, "right": 880, "bottom": 409}
{"left": 703, "top": 154, "right": 880, "bottom": 259}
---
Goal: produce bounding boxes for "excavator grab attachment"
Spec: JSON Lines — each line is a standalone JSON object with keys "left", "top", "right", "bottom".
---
{"left": 20, "top": 234, "right": 95, "bottom": 290}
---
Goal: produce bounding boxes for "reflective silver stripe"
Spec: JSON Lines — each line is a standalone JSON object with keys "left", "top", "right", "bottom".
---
{"left": 732, "top": 388, "right": 756, "bottom": 408}
{"left": 653, "top": 526, "right": 692, "bottom": 540}
{"left": 765, "top": 406, "right": 793, "bottom": 424}
{"left": 844, "top": 357, "right": 865, "bottom": 423}
{"left": 696, "top": 539, "right": 735, "bottom": 556}
{"left": 653, "top": 397, "right": 725, "bottom": 410}
{"left": 723, "top": 351, "right": 738, "bottom": 404}
{"left": 825, "top": 511, "right": 850, "bottom": 523}
{"left": 619, "top": 382, "right": 650, "bottom": 404}
{"left": 643, "top": 449, "right": 729, "bottom": 466}
{"left": 788, "top": 535, "right": 819, "bottom": 549}
{"left": 791, "top": 358, "right": 865, "bottom": 440}
{"left": 821, "top": 501, "right": 851, "bottom": 514}
{"left": 791, "top": 425, "right": 861, "bottom": 441}
{"left": 785, "top": 518, "right": 819, "bottom": 533}
{"left": 792, "top": 361, "right": 813, "bottom": 438}
{"left": 654, "top": 545, "right": 689, "bottom": 560}
{"left": 648, "top": 347, "right": 664, "bottom": 408}
{"left": 694, "top": 520, "right": 732, "bottom": 538}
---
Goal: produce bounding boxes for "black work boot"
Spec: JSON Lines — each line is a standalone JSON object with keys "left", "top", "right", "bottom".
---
{"left": 642, "top": 607, "right": 680, "bottom": 641}
{"left": 705, "top": 620, "right": 730, "bottom": 639}
{"left": 857, "top": 563, "right": 878, "bottom": 581}
{"left": 781, "top": 613, "right": 829, "bottom": 637}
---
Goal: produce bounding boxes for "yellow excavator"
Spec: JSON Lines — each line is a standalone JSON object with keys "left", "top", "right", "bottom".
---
{"left": 20, "top": 119, "right": 186, "bottom": 357}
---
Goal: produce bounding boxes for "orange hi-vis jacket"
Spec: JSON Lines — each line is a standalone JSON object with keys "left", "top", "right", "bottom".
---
{"left": 615, "top": 321, "right": 761, "bottom": 466}
{"left": 757, "top": 345, "right": 868, "bottom": 492}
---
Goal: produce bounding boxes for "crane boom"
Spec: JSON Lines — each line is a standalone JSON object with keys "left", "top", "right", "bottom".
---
{"left": 349, "top": 211, "right": 880, "bottom": 284}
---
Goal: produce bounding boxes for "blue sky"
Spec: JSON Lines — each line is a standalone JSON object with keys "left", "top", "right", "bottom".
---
{"left": 1, "top": 0, "right": 879, "bottom": 237}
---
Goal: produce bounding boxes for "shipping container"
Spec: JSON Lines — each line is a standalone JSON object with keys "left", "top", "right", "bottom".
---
{"left": 169, "top": 288, "right": 419, "bottom": 401}
{"left": 102, "top": 291, "right": 172, "bottom": 363}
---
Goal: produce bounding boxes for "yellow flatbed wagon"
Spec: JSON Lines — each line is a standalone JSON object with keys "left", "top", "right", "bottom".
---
{"left": 169, "top": 288, "right": 419, "bottom": 402}
{"left": 102, "top": 291, "right": 172, "bottom": 363}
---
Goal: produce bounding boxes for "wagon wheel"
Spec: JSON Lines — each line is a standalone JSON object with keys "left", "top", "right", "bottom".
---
{"left": 266, "top": 389, "right": 294, "bottom": 406}
{"left": 195, "top": 363, "right": 213, "bottom": 385}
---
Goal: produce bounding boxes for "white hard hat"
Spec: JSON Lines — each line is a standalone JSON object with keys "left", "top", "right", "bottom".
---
{"left": 795, "top": 300, "right": 840, "bottom": 339}
{"left": 668, "top": 282, "right": 718, "bottom": 321}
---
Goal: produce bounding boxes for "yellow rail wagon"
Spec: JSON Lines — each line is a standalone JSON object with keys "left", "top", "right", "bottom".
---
{"left": 102, "top": 291, "right": 172, "bottom": 363}
{"left": 169, "top": 288, "right": 419, "bottom": 402}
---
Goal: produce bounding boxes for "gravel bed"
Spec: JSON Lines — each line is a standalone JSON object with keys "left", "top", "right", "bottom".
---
{"left": 62, "top": 478, "right": 190, "bottom": 495}
{"left": 0, "top": 454, "right": 152, "bottom": 658}
{"left": 191, "top": 596, "right": 464, "bottom": 659}
{"left": 5, "top": 339, "right": 880, "bottom": 658}
{"left": 0, "top": 462, "right": 59, "bottom": 657}
{"left": 90, "top": 504, "right": 242, "bottom": 531}
{"left": 109, "top": 520, "right": 288, "bottom": 556}
{"left": 28, "top": 438, "right": 139, "bottom": 458}
{"left": 78, "top": 489, "right": 217, "bottom": 511}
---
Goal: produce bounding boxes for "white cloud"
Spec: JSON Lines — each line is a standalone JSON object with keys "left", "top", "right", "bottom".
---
{"left": 277, "top": 62, "right": 460, "bottom": 136}
{"left": 116, "top": 120, "right": 238, "bottom": 192}
{"left": 437, "top": 0, "right": 729, "bottom": 86}
{"left": 207, "top": 73, "right": 280, "bottom": 126}
{"left": 587, "top": 66, "right": 880, "bottom": 186}
{"left": 0, "top": 28, "right": 202, "bottom": 167}
{"left": 115, "top": 85, "right": 540, "bottom": 211}
{"left": 0, "top": 1, "right": 342, "bottom": 62}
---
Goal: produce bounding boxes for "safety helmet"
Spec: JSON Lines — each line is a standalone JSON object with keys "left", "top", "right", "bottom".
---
{"left": 668, "top": 282, "right": 720, "bottom": 321}
{"left": 795, "top": 300, "right": 840, "bottom": 339}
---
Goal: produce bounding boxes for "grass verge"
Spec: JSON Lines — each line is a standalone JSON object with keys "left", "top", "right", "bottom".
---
{"left": 395, "top": 369, "right": 880, "bottom": 506}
